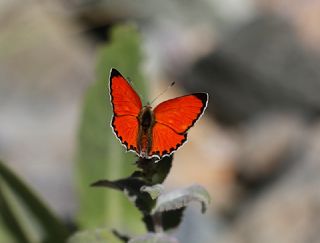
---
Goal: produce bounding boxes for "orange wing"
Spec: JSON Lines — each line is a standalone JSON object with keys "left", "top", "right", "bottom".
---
{"left": 153, "top": 93, "right": 208, "bottom": 134}
{"left": 109, "top": 68, "right": 142, "bottom": 116}
{"left": 112, "top": 116, "right": 139, "bottom": 151}
{"left": 150, "top": 93, "right": 208, "bottom": 158}
{"left": 149, "top": 123, "right": 187, "bottom": 158}
{"left": 109, "top": 68, "right": 142, "bottom": 152}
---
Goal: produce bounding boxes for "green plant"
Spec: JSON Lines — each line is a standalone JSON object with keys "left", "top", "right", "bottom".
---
{"left": 0, "top": 24, "right": 210, "bottom": 243}
{"left": 88, "top": 156, "right": 210, "bottom": 242}
{"left": 75, "top": 24, "right": 147, "bottom": 233}
{"left": 0, "top": 160, "right": 70, "bottom": 243}
{"left": 72, "top": 24, "right": 210, "bottom": 242}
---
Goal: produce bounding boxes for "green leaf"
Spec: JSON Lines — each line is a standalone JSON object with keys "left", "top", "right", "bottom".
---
{"left": 0, "top": 217, "right": 16, "bottom": 243}
{"left": 0, "top": 184, "right": 30, "bottom": 243}
{"left": 68, "top": 228, "right": 123, "bottom": 243}
{"left": 75, "top": 24, "right": 147, "bottom": 232}
{"left": 91, "top": 177, "right": 156, "bottom": 214}
{"left": 153, "top": 184, "right": 211, "bottom": 214}
{"left": 128, "top": 233, "right": 178, "bottom": 243}
{"left": 161, "top": 208, "right": 185, "bottom": 231}
{"left": 140, "top": 184, "right": 164, "bottom": 200}
{"left": 0, "top": 161, "right": 69, "bottom": 242}
{"left": 136, "top": 156, "right": 173, "bottom": 185}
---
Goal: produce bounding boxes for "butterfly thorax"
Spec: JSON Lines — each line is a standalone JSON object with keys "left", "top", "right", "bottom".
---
{"left": 137, "top": 106, "right": 154, "bottom": 157}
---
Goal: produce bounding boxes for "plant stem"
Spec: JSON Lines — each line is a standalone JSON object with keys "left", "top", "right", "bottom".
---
{"left": 152, "top": 212, "right": 163, "bottom": 233}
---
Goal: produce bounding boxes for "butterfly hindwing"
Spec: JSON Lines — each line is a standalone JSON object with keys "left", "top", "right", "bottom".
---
{"left": 112, "top": 116, "right": 139, "bottom": 152}
{"left": 150, "top": 123, "right": 187, "bottom": 158}
{"left": 109, "top": 68, "right": 142, "bottom": 152}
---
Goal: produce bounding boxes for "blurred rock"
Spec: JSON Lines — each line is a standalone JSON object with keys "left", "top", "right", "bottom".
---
{"left": 0, "top": 2, "right": 93, "bottom": 216}
{"left": 178, "top": 15, "right": 320, "bottom": 125}
{"left": 220, "top": 121, "right": 320, "bottom": 243}
{"left": 257, "top": 0, "right": 320, "bottom": 51}
{"left": 236, "top": 113, "right": 306, "bottom": 190}
{"left": 170, "top": 10, "right": 320, "bottom": 243}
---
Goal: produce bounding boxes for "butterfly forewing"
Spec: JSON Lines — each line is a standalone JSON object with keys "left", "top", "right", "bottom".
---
{"left": 150, "top": 93, "right": 208, "bottom": 158}
{"left": 110, "top": 69, "right": 142, "bottom": 116}
{"left": 153, "top": 93, "right": 208, "bottom": 134}
{"left": 109, "top": 69, "right": 141, "bottom": 152}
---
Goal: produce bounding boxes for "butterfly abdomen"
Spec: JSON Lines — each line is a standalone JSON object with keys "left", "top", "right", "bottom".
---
{"left": 137, "top": 106, "right": 155, "bottom": 158}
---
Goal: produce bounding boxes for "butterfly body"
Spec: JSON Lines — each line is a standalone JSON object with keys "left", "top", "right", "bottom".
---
{"left": 137, "top": 106, "right": 154, "bottom": 157}
{"left": 109, "top": 68, "right": 208, "bottom": 160}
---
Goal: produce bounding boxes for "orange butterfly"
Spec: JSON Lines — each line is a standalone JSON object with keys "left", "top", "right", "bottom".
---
{"left": 109, "top": 68, "right": 209, "bottom": 160}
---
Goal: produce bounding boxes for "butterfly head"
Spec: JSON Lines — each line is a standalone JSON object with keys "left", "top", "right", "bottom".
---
{"left": 144, "top": 102, "right": 152, "bottom": 108}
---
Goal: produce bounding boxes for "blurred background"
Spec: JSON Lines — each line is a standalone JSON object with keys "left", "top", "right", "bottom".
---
{"left": 1, "top": 0, "right": 320, "bottom": 242}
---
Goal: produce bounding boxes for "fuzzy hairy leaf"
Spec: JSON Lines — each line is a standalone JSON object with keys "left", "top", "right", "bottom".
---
{"left": 140, "top": 184, "right": 164, "bottom": 200}
{"left": 153, "top": 184, "right": 211, "bottom": 214}
{"left": 135, "top": 156, "right": 173, "bottom": 185}
{"left": 91, "top": 177, "right": 156, "bottom": 213}
{"left": 128, "top": 233, "right": 178, "bottom": 243}
{"left": 161, "top": 208, "right": 185, "bottom": 231}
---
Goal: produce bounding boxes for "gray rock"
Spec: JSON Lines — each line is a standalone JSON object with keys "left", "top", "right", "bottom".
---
{"left": 236, "top": 113, "right": 306, "bottom": 188}
{"left": 179, "top": 15, "right": 320, "bottom": 125}
{"left": 220, "top": 121, "right": 320, "bottom": 243}
{"left": 0, "top": 2, "right": 93, "bottom": 217}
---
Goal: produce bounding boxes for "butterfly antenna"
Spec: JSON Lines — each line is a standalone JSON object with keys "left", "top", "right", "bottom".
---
{"left": 150, "top": 81, "right": 175, "bottom": 105}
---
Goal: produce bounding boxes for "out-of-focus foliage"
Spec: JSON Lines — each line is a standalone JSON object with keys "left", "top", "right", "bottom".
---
{"left": 75, "top": 24, "right": 147, "bottom": 233}
{"left": 91, "top": 155, "right": 211, "bottom": 240}
{"left": 128, "top": 233, "right": 179, "bottom": 243}
{"left": 0, "top": 160, "right": 69, "bottom": 243}
{"left": 0, "top": 218, "right": 14, "bottom": 243}
{"left": 68, "top": 228, "right": 123, "bottom": 243}
{"left": 153, "top": 184, "right": 211, "bottom": 214}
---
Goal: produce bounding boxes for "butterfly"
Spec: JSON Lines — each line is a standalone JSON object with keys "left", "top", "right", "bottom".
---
{"left": 109, "top": 68, "right": 209, "bottom": 160}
